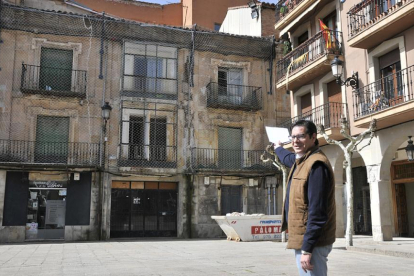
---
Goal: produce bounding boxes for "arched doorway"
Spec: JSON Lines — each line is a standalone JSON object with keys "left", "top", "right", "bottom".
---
{"left": 391, "top": 161, "right": 414, "bottom": 237}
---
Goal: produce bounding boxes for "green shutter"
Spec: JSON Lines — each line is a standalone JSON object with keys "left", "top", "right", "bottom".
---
{"left": 218, "top": 127, "right": 242, "bottom": 169}
{"left": 39, "top": 48, "right": 73, "bottom": 92}
{"left": 35, "top": 116, "right": 69, "bottom": 163}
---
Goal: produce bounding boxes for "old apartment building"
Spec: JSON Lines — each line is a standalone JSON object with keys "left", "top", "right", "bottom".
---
{"left": 275, "top": 0, "right": 414, "bottom": 240}
{"left": 0, "top": 1, "right": 285, "bottom": 242}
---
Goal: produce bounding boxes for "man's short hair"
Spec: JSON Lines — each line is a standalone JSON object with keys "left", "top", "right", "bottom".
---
{"left": 291, "top": 120, "right": 319, "bottom": 146}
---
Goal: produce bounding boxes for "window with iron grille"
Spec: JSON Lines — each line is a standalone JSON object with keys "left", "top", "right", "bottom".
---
{"left": 123, "top": 42, "right": 177, "bottom": 99}
{"left": 119, "top": 100, "right": 177, "bottom": 168}
{"left": 128, "top": 116, "right": 167, "bottom": 162}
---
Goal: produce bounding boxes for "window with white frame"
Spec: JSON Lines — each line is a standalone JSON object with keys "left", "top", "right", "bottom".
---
{"left": 123, "top": 42, "right": 177, "bottom": 99}
{"left": 218, "top": 67, "right": 243, "bottom": 105}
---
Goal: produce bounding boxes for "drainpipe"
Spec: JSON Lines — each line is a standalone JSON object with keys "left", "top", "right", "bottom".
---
{"left": 98, "top": 12, "right": 105, "bottom": 79}
{"left": 98, "top": 16, "right": 109, "bottom": 240}
{"left": 268, "top": 36, "right": 275, "bottom": 95}
{"left": 273, "top": 184, "right": 276, "bottom": 215}
{"left": 186, "top": 174, "right": 193, "bottom": 238}
{"left": 267, "top": 183, "right": 271, "bottom": 215}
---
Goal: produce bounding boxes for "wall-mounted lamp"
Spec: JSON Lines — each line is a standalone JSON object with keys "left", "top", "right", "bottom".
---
{"left": 248, "top": 1, "right": 259, "bottom": 19}
{"left": 101, "top": 101, "right": 112, "bottom": 124}
{"left": 330, "top": 56, "right": 359, "bottom": 90}
{"left": 405, "top": 136, "right": 414, "bottom": 161}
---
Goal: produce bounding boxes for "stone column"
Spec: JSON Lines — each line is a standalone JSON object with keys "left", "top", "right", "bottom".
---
{"left": 367, "top": 165, "right": 393, "bottom": 241}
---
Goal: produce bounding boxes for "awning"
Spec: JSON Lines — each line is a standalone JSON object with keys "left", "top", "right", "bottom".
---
{"left": 279, "top": 0, "right": 320, "bottom": 36}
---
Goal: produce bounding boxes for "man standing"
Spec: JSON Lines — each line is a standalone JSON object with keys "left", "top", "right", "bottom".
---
{"left": 273, "top": 120, "right": 336, "bottom": 276}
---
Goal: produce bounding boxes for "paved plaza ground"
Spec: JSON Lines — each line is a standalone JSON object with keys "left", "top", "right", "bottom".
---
{"left": 0, "top": 237, "right": 413, "bottom": 276}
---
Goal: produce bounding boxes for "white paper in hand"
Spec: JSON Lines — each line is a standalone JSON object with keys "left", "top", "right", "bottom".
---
{"left": 265, "top": 126, "right": 290, "bottom": 144}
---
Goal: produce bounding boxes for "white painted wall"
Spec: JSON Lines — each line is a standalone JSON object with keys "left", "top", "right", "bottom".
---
{"left": 220, "top": 7, "right": 261, "bottom": 37}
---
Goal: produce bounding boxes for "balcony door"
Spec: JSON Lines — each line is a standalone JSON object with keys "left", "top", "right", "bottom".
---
{"left": 218, "top": 68, "right": 243, "bottom": 105}
{"left": 300, "top": 93, "right": 312, "bottom": 121}
{"left": 379, "top": 49, "right": 403, "bottom": 106}
{"left": 218, "top": 127, "right": 242, "bottom": 169}
{"left": 39, "top": 48, "right": 73, "bottom": 92}
{"left": 129, "top": 117, "right": 145, "bottom": 160}
{"left": 150, "top": 118, "right": 167, "bottom": 161}
{"left": 35, "top": 116, "right": 69, "bottom": 163}
{"left": 326, "top": 80, "right": 342, "bottom": 128}
{"left": 128, "top": 117, "right": 167, "bottom": 162}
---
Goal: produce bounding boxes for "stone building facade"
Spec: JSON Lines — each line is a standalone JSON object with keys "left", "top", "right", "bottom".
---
{"left": 274, "top": 0, "right": 414, "bottom": 240}
{"left": 0, "top": 1, "right": 286, "bottom": 242}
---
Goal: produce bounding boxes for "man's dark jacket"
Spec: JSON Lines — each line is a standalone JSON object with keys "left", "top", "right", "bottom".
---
{"left": 280, "top": 146, "right": 336, "bottom": 250}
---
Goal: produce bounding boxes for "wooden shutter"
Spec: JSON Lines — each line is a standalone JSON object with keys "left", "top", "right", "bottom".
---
{"left": 300, "top": 93, "right": 312, "bottom": 115}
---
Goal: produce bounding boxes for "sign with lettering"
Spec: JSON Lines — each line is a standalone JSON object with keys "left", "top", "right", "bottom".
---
{"left": 251, "top": 225, "right": 281, "bottom": 235}
{"left": 29, "top": 180, "right": 67, "bottom": 189}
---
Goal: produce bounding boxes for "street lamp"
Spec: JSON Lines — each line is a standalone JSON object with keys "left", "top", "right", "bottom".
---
{"left": 248, "top": 1, "right": 259, "bottom": 19}
{"left": 331, "top": 56, "right": 359, "bottom": 90}
{"left": 101, "top": 102, "right": 112, "bottom": 124}
{"left": 405, "top": 136, "right": 414, "bottom": 161}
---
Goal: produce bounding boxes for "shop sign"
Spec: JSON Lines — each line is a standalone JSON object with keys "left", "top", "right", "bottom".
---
{"left": 29, "top": 180, "right": 67, "bottom": 189}
{"left": 251, "top": 225, "right": 282, "bottom": 235}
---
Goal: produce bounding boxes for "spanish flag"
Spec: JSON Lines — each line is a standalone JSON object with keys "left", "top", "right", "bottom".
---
{"left": 319, "top": 19, "right": 332, "bottom": 50}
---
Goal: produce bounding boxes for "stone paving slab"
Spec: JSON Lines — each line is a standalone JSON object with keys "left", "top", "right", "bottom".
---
{"left": 0, "top": 238, "right": 413, "bottom": 276}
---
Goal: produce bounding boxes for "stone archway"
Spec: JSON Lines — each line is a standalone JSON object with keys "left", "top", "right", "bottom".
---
{"left": 358, "top": 122, "right": 414, "bottom": 241}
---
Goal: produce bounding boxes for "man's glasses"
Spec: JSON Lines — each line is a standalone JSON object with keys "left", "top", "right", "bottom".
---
{"left": 288, "top": 134, "right": 308, "bottom": 141}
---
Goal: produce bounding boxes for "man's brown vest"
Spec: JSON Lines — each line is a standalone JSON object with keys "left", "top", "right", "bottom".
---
{"left": 281, "top": 146, "right": 336, "bottom": 250}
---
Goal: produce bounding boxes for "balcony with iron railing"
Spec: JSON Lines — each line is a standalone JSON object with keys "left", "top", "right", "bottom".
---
{"left": 0, "top": 140, "right": 100, "bottom": 167}
{"left": 274, "top": 0, "right": 321, "bottom": 31}
{"left": 352, "top": 65, "right": 414, "bottom": 129}
{"left": 276, "top": 30, "right": 343, "bottom": 91}
{"left": 279, "top": 102, "right": 348, "bottom": 146}
{"left": 118, "top": 144, "right": 177, "bottom": 168}
{"left": 190, "top": 148, "right": 274, "bottom": 174}
{"left": 21, "top": 63, "right": 87, "bottom": 97}
{"left": 347, "top": 0, "right": 414, "bottom": 49}
{"left": 206, "top": 82, "right": 262, "bottom": 111}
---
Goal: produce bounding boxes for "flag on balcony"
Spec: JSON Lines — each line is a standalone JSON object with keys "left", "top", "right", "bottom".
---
{"left": 319, "top": 19, "right": 333, "bottom": 50}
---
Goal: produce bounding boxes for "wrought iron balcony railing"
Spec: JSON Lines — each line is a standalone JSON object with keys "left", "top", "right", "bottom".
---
{"left": 190, "top": 148, "right": 273, "bottom": 172}
{"left": 353, "top": 65, "right": 414, "bottom": 119}
{"left": 279, "top": 102, "right": 348, "bottom": 132}
{"left": 277, "top": 30, "right": 343, "bottom": 82}
{"left": 118, "top": 144, "right": 177, "bottom": 168}
{"left": 0, "top": 140, "right": 100, "bottom": 166}
{"left": 206, "top": 82, "right": 262, "bottom": 111}
{"left": 275, "top": 0, "right": 306, "bottom": 24}
{"left": 21, "top": 64, "right": 87, "bottom": 97}
{"left": 347, "top": 0, "right": 410, "bottom": 39}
